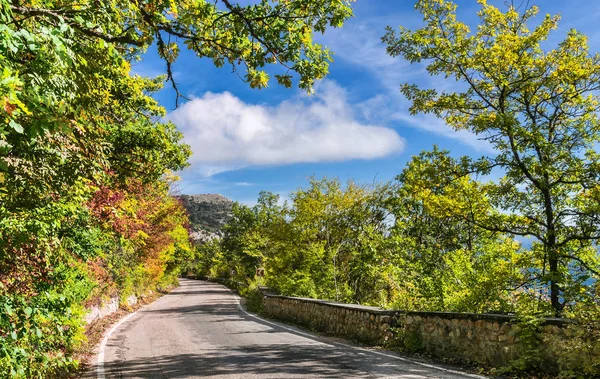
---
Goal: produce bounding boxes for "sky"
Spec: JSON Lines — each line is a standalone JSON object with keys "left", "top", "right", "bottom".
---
{"left": 133, "top": 0, "right": 600, "bottom": 205}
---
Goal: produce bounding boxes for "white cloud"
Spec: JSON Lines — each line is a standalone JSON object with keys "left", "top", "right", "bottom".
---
{"left": 168, "top": 81, "right": 404, "bottom": 176}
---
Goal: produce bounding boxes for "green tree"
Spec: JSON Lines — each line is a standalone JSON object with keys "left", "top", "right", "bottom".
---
{"left": 384, "top": 0, "right": 600, "bottom": 315}
{"left": 266, "top": 178, "right": 390, "bottom": 304}
{"left": 5, "top": 0, "right": 354, "bottom": 111}
{"left": 222, "top": 201, "right": 266, "bottom": 282}
{"left": 387, "top": 148, "right": 525, "bottom": 312}
{"left": 205, "top": 192, "right": 284, "bottom": 285}
{"left": 207, "top": 179, "right": 392, "bottom": 305}
{"left": 1, "top": 0, "right": 354, "bottom": 375}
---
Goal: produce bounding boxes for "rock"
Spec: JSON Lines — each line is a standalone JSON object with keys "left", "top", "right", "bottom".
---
{"left": 177, "top": 194, "right": 233, "bottom": 243}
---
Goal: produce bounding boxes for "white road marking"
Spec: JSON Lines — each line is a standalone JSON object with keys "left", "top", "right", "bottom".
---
{"left": 95, "top": 293, "right": 174, "bottom": 378}
{"left": 221, "top": 284, "right": 487, "bottom": 379}
{"left": 96, "top": 281, "right": 487, "bottom": 379}
{"left": 97, "top": 310, "right": 138, "bottom": 379}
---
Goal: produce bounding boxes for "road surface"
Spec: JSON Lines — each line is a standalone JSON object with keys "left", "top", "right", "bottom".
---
{"left": 95, "top": 279, "right": 482, "bottom": 378}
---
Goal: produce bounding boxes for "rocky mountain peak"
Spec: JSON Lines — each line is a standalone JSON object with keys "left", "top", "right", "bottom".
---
{"left": 178, "top": 193, "right": 234, "bottom": 243}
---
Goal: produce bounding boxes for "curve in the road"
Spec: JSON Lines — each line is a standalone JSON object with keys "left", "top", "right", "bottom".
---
{"left": 95, "top": 279, "right": 486, "bottom": 379}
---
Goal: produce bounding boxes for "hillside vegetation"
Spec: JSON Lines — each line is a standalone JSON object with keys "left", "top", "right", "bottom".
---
{"left": 0, "top": 0, "right": 353, "bottom": 377}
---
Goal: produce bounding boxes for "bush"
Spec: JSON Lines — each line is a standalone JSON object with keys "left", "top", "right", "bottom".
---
{"left": 387, "top": 324, "right": 424, "bottom": 354}
{"left": 0, "top": 265, "right": 90, "bottom": 378}
{"left": 244, "top": 287, "right": 265, "bottom": 314}
{"left": 553, "top": 305, "right": 600, "bottom": 378}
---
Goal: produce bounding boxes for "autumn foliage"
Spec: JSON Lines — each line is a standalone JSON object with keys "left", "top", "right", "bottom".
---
{"left": 0, "top": 0, "right": 355, "bottom": 375}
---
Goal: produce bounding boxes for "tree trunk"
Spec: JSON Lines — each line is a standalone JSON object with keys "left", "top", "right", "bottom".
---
{"left": 549, "top": 252, "right": 561, "bottom": 316}
{"left": 543, "top": 189, "right": 562, "bottom": 316}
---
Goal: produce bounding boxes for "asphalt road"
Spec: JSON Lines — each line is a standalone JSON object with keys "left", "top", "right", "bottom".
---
{"left": 95, "top": 279, "right": 482, "bottom": 378}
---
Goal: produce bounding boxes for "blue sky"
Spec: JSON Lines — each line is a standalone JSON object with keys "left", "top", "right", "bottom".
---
{"left": 134, "top": 0, "right": 600, "bottom": 204}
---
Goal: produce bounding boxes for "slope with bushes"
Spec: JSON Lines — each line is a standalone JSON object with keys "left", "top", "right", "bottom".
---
{"left": 0, "top": 0, "right": 354, "bottom": 376}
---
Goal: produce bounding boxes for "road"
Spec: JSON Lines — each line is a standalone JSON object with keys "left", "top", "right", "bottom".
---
{"left": 95, "top": 279, "right": 482, "bottom": 378}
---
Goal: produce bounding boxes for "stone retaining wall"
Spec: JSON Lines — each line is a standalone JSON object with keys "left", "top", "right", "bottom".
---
{"left": 84, "top": 294, "right": 138, "bottom": 324}
{"left": 393, "top": 311, "right": 569, "bottom": 367}
{"left": 260, "top": 290, "right": 572, "bottom": 369}
{"left": 262, "top": 294, "right": 394, "bottom": 344}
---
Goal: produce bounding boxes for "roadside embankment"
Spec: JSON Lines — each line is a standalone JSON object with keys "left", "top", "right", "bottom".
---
{"left": 260, "top": 290, "right": 578, "bottom": 373}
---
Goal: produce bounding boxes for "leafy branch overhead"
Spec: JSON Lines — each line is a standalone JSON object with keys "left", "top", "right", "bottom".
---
{"left": 7, "top": 0, "right": 354, "bottom": 107}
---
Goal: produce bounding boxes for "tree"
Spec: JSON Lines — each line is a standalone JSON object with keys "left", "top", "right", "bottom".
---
{"left": 266, "top": 178, "right": 390, "bottom": 304}
{"left": 5, "top": 0, "right": 354, "bottom": 110}
{"left": 384, "top": 0, "right": 600, "bottom": 315}
{"left": 1, "top": 0, "right": 354, "bottom": 375}
{"left": 386, "top": 148, "right": 525, "bottom": 312}
{"left": 221, "top": 200, "right": 268, "bottom": 282}
{"left": 205, "top": 179, "right": 392, "bottom": 305}
{"left": 2, "top": 0, "right": 354, "bottom": 209}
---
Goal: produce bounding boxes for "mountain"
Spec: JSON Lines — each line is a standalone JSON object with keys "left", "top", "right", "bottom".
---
{"left": 178, "top": 194, "right": 234, "bottom": 243}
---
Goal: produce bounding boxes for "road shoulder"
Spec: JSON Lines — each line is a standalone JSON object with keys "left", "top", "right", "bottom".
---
{"left": 76, "top": 290, "right": 172, "bottom": 379}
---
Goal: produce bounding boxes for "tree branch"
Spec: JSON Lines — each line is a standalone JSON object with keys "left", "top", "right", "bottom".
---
{"left": 10, "top": 5, "right": 144, "bottom": 46}
{"left": 559, "top": 254, "right": 600, "bottom": 277}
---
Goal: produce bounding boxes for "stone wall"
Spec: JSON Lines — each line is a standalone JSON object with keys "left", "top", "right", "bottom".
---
{"left": 262, "top": 294, "right": 394, "bottom": 344}
{"left": 392, "top": 311, "right": 569, "bottom": 367}
{"left": 260, "top": 290, "right": 572, "bottom": 369}
{"left": 84, "top": 294, "right": 138, "bottom": 324}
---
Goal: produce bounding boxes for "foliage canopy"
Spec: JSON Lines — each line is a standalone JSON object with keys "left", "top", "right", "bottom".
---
{"left": 383, "top": 0, "right": 600, "bottom": 316}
